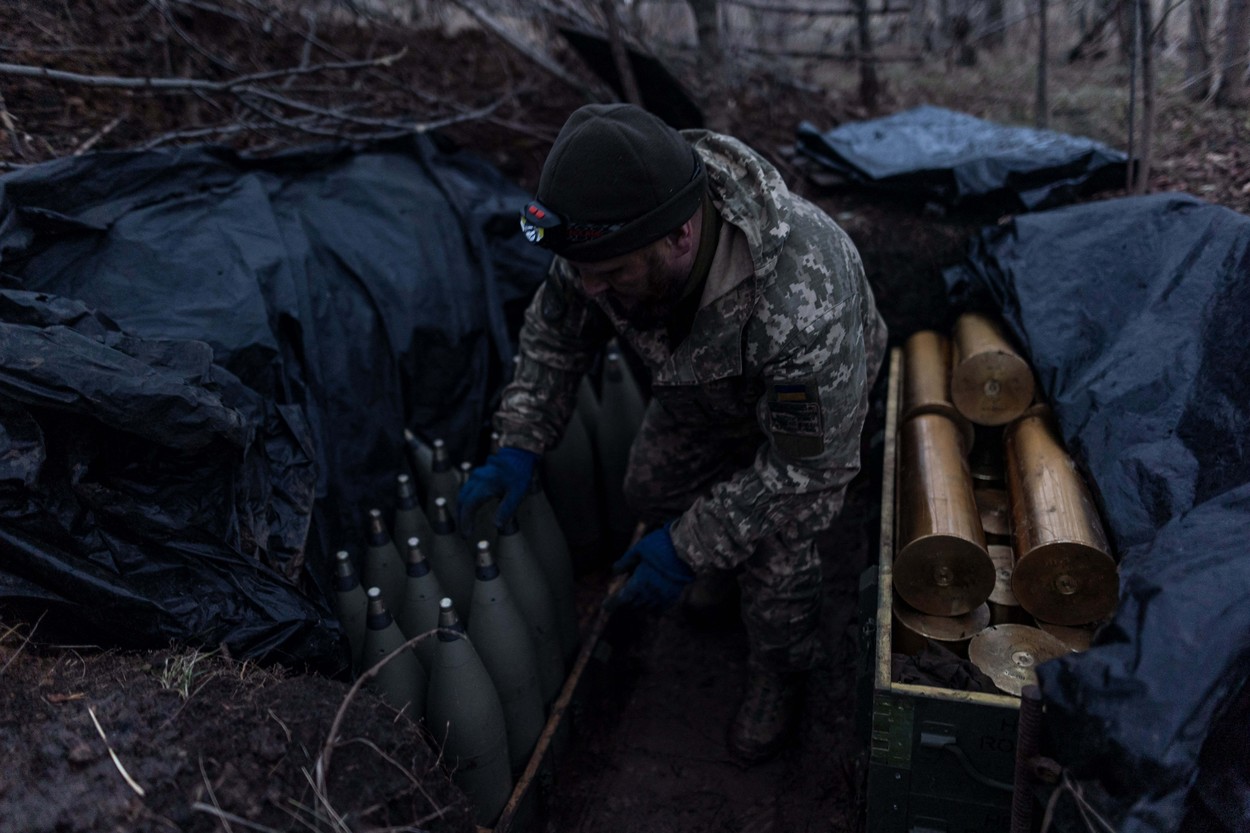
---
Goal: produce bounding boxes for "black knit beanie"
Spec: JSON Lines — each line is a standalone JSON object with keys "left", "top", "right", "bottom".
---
{"left": 522, "top": 103, "right": 706, "bottom": 262}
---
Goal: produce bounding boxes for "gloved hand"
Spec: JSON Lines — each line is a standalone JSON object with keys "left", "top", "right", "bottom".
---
{"left": 606, "top": 522, "right": 695, "bottom": 611}
{"left": 457, "top": 447, "right": 539, "bottom": 532}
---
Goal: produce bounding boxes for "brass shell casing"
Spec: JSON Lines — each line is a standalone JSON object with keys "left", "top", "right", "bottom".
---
{"left": 975, "top": 486, "right": 1011, "bottom": 538}
{"left": 951, "top": 312, "right": 1036, "bottom": 426}
{"left": 968, "top": 624, "right": 1070, "bottom": 696}
{"left": 892, "top": 594, "right": 990, "bottom": 658}
{"left": 902, "top": 330, "right": 975, "bottom": 451}
{"left": 1035, "top": 620, "right": 1097, "bottom": 652}
{"left": 986, "top": 544, "right": 1029, "bottom": 625}
{"left": 968, "top": 424, "right": 1006, "bottom": 483}
{"left": 895, "top": 413, "right": 996, "bottom": 616}
{"left": 1006, "top": 414, "right": 1119, "bottom": 626}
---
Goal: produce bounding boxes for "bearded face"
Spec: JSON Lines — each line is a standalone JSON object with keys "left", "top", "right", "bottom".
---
{"left": 570, "top": 240, "right": 690, "bottom": 329}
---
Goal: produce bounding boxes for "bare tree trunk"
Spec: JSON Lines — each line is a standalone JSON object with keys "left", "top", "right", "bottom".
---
{"left": 1185, "top": 0, "right": 1211, "bottom": 98}
{"left": 601, "top": 0, "right": 642, "bottom": 106}
{"left": 1036, "top": 0, "right": 1050, "bottom": 126}
{"left": 1135, "top": 0, "right": 1154, "bottom": 192}
{"left": 856, "top": 0, "right": 881, "bottom": 109}
{"left": 910, "top": 0, "right": 932, "bottom": 51}
{"left": 688, "top": 0, "right": 722, "bottom": 72}
{"left": 1113, "top": 0, "right": 1133, "bottom": 60}
{"left": 985, "top": 0, "right": 1006, "bottom": 48}
{"left": 1216, "top": 0, "right": 1250, "bottom": 106}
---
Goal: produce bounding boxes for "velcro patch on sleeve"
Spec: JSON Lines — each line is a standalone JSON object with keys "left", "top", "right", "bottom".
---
{"left": 766, "top": 377, "right": 825, "bottom": 458}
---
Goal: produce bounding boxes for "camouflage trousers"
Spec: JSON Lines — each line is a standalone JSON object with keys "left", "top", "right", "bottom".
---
{"left": 622, "top": 396, "right": 824, "bottom": 674}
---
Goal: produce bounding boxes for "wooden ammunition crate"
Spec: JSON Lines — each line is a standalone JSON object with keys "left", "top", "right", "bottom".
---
{"left": 857, "top": 348, "right": 1021, "bottom": 833}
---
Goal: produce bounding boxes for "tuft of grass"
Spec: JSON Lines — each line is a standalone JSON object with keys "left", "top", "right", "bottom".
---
{"left": 157, "top": 648, "right": 218, "bottom": 700}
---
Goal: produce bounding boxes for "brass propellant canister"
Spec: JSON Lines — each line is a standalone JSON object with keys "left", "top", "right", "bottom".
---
{"left": 426, "top": 597, "right": 512, "bottom": 826}
{"left": 950, "top": 312, "right": 1036, "bottom": 426}
{"left": 364, "top": 508, "right": 406, "bottom": 617}
{"left": 393, "top": 474, "right": 436, "bottom": 555}
{"left": 1006, "top": 413, "right": 1119, "bottom": 625}
{"left": 362, "top": 587, "right": 427, "bottom": 719}
{"left": 597, "top": 349, "right": 644, "bottom": 548}
{"left": 517, "top": 477, "right": 580, "bottom": 664}
{"left": 895, "top": 413, "right": 997, "bottom": 616}
{"left": 892, "top": 594, "right": 990, "bottom": 658}
{"left": 968, "top": 424, "right": 1006, "bottom": 484}
{"left": 497, "top": 519, "right": 565, "bottom": 705}
{"left": 968, "top": 624, "right": 1070, "bottom": 696}
{"left": 428, "top": 497, "right": 476, "bottom": 626}
{"left": 543, "top": 409, "right": 603, "bottom": 557}
{"left": 902, "top": 330, "right": 975, "bottom": 451}
{"left": 396, "top": 537, "right": 444, "bottom": 672}
{"left": 1035, "top": 619, "right": 1098, "bottom": 652}
{"left": 468, "top": 541, "right": 546, "bottom": 773}
{"left": 403, "top": 428, "right": 434, "bottom": 504}
{"left": 975, "top": 486, "right": 1012, "bottom": 539}
{"left": 425, "top": 439, "right": 461, "bottom": 517}
{"left": 333, "top": 550, "right": 367, "bottom": 671}
{"left": 987, "top": 544, "right": 1029, "bottom": 625}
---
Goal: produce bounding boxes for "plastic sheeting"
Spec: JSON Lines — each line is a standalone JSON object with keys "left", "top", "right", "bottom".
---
{"left": 0, "top": 137, "right": 550, "bottom": 669}
{"left": 797, "top": 105, "right": 1127, "bottom": 211}
{"left": 944, "top": 193, "right": 1250, "bottom": 832}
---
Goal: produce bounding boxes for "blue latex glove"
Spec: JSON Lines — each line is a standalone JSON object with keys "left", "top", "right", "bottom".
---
{"left": 457, "top": 447, "right": 539, "bottom": 532}
{"left": 607, "top": 522, "right": 695, "bottom": 611}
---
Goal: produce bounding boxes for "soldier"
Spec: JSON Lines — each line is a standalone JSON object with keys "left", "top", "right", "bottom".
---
{"left": 460, "top": 103, "right": 886, "bottom": 764}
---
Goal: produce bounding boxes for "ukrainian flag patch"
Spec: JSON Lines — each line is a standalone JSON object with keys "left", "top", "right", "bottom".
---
{"left": 766, "top": 377, "right": 824, "bottom": 458}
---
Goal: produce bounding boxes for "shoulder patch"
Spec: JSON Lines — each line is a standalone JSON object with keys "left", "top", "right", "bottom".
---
{"left": 766, "top": 377, "right": 824, "bottom": 458}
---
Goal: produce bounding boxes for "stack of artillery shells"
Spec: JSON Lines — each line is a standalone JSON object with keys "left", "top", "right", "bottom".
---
{"left": 894, "top": 317, "right": 1116, "bottom": 669}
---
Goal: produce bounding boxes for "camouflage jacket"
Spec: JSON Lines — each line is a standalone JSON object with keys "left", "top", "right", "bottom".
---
{"left": 495, "top": 131, "right": 887, "bottom": 571}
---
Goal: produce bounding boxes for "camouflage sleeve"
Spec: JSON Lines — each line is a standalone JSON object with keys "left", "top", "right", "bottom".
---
{"left": 670, "top": 243, "right": 886, "bottom": 571}
{"left": 493, "top": 259, "right": 613, "bottom": 454}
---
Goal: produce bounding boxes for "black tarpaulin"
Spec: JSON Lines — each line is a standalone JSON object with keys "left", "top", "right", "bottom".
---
{"left": 0, "top": 137, "right": 550, "bottom": 668}
{"left": 797, "top": 105, "right": 1127, "bottom": 211}
{"left": 944, "top": 193, "right": 1250, "bottom": 832}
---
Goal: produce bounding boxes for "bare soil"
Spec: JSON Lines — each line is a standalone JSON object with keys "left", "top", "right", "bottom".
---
{"left": 1, "top": 2, "right": 1246, "bottom": 832}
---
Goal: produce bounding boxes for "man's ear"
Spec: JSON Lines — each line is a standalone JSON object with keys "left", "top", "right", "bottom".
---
{"left": 666, "top": 214, "right": 698, "bottom": 258}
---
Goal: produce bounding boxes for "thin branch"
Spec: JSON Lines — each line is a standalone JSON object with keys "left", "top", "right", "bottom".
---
{"left": 0, "top": 613, "right": 44, "bottom": 677}
{"left": 73, "top": 112, "right": 127, "bottom": 156}
{"left": 0, "top": 51, "right": 405, "bottom": 93}
{"left": 314, "top": 629, "right": 447, "bottom": 797}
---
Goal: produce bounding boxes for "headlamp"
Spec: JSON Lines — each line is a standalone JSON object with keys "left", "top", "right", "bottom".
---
{"left": 519, "top": 200, "right": 624, "bottom": 252}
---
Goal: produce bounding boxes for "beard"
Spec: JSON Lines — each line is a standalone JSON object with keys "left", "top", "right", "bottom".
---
{"left": 606, "top": 247, "right": 689, "bottom": 329}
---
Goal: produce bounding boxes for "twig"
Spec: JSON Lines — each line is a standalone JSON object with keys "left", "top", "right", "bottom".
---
{"left": 87, "top": 705, "right": 146, "bottom": 797}
{"left": 0, "top": 613, "right": 45, "bottom": 677}
{"left": 337, "top": 737, "right": 444, "bottom": 816}
{"left": 0, "top": 89, "right": 29, "bottom": 159}
{"left": 73, "top": 112, "right": 127, "bottom": 156}
{"left": 0, "top": 51, "right": 405, "bottom": 93}
{"left": 314, "top": 629, "right": 447, "bottom": 796}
